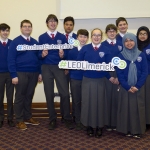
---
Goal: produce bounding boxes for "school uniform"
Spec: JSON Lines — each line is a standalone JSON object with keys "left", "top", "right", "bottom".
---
{"left": 8, "top": 35, "right": 40, "bottom": 123}
{"left": 77, "top": 43, "right": 111, "bottom": 128}
{"left": 116, "top": 33, "right": 148, "bottom": 135}
{"left": 102, "top": 39, "right": 123, "bottom": 129}
{"left": 60, "top": 32, "right": 77, "bottom": 120}
{"left": 116, "top": 33, "right": 125, "bottom": 43}
{"left": 38, "top": 31, "right": 72, "bottom": 123}
{"left": 68, "top": 46, "right": 83, "bottom": 124}
{"left": 142, "top": 44, "right": 150, "bottom": 124}
{"left": 0, "top": 39, "right": 14, "bottom": 122}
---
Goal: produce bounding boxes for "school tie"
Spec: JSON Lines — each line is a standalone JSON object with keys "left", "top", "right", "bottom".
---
{"left": 2, "top": 42, "right": 6, "bottom": 46}
{"left": 66, "top": 34, "right": 69, "bottom": 40}
{"left": 27, "top": 38, "right": 30, "bottom": 42}
{"left": 110, "top": 41, "right": 114, "bottom": 45}
{"left": 51, "top": 34, "right": 55, "bottom": 40}
{"left": 94, "top": 46, "right": 98, "bottom": 51}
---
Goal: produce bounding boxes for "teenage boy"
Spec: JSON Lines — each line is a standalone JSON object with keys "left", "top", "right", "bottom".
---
{"left": 38, "top": 14, "right": 74, "bottom": 130}
{"left": 61, "top": 16, "right": 77, "bottom": 123}
{"left": 68, "top": 29, "right": 89, "bottom": 130}
{"left": 0, "top": 23, "right": 14, "bottom": 128}
{"left": 8, "top": 20, "right": 41, "bottom": 130}
{"left": 102, "top": 24, "right": 123, "bottom": 131}
{"left": 116, "top": 17, "right": 128, "bottom": 43}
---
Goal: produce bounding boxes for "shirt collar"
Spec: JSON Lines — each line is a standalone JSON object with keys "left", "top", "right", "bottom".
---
{"left": 107, "top": 38, "right": 116, "bottom": 44}
{"left": 0, "top": 38, "right": 8, "bottom": 43}
{"left": 92, "top": 43, "right": 101, "bottom": 48}
{"left": 21, "top": 35, "right": 30, "bottom": 40}
{"left": 78, "top": 45, "right": 82, "bottom": 51}
{"left": 64, "top": 32, "right": 73, "bottom": 37}
{"left": 47, "top": 30, "right": 57, "bottom": 36}
{"left": 119, "top": 32, "right": 127, "bottom": 37}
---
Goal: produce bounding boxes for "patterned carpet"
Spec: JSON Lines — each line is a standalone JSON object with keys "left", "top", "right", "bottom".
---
{"left": 0, "top": 118, "right": 150, "bottom": 150}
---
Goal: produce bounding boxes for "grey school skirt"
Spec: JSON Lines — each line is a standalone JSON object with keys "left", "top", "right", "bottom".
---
{"left": 81, "top": 77, "right": 105, "bottom": 128}
{"left": 117, "top": 85, "right": 146, "bottom": 135}
{"left": 145, "top": 75, "right": 150, "bottom": 124}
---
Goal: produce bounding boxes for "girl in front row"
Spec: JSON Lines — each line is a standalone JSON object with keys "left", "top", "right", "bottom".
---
{"left": 116, "top": 33, "right": 148, "bottom": 138}
{"left": 77, "top": 28, "right": 114, "bottom": 138}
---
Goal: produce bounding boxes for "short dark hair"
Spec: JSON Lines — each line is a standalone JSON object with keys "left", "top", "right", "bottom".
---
{"left": 116, "top": 17, "right": 128, "bottom": 27}
{"left": 77, "top": 29, "right": 89, "bottom": 37}
{"left": 63, "top": 16, "right": 75, "bottom": 25}
{"left": 105, "top": 24, "right": 117, "bottom": 33}
{"left": 46, "top": 14, "right": 58, "bottom": 24}
{"left": 91, "top": 28, "right": 103, "bottom": 38}
{"left": 20, "top": 20, "right": 32, "bottom": 28}
{"left": 0, "top": 23, "right": 10, "bottom": 31}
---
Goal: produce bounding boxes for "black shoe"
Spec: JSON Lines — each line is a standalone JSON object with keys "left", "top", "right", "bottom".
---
{"left": 132, "top": 134, "right": 141, "bottom": 139}
{"left": 61, "top": 117, "right": 65, "bottom": 123}
{"left": 87, "top": 126, "right": 94, "bottom": 137}
{"left": 8, "top": 120, "right": 15, "bottom": 127}
{"left": 65, "top": 120, "right": 74, "bottom": 129}
{"left": 76, "top": 123, "right": 82, "bottom": 130}
{"left": 0, "top": 121, "right": 3, "bottom": 128}
{"left": 49, "top": 120, "right": 56, "bottom": 130}
{"left": 95, "top": 127, "right": 102, "bottom": 138}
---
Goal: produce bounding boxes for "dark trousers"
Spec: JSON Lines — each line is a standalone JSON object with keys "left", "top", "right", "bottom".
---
{"left": 0, "top": 73, "right": 14, "bottom": 121}
{"left": 70, "top": 79, "right": 82, "bottom": 123}
{"left": 42, "top": 65, "right": 72, "bottom": 122}
{"left": 14, "top": 72, "right": 38, "bottom": 122}
{"left": 60, "top": 73, "right": 75, "bottom": 117}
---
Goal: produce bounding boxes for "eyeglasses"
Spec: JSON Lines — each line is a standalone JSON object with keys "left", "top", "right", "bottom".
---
{"left": 48, "top": 20, "right": 57, "bottom": 23}
{"left": 139, "top": 33, "right": 148, "bottom": 36}
{"left": 92, "top": 34, "right": 101, "bottom": 38}
{"left": 22, "top": 26, "right": 32, "bottom": 28}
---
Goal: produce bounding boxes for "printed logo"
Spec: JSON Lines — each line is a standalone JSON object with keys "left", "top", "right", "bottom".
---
{"left": 16, "top": 45, "right": 23, "bottom": 51}
{"left": 111, "top": 57, "right": 127, "bottom": 69}
{"left": 137, "top": 56, "right": 142, "bottom": 62}
{"left": 68, "top": 37, "right": 79, "bottom": 47}
{"left": 99, "top": 52, "right": 105, "bottom": 58}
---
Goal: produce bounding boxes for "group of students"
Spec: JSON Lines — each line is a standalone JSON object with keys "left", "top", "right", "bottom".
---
{"left": 0, "top": 14, "right": 150, "bottom": 139}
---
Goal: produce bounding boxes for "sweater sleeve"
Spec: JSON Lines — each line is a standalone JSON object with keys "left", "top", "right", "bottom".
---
{"left": 135, "top": 53, "right": 148, "bottom": 89}
{"left": 7, "top": 41, "right": 18, "bottom": 78}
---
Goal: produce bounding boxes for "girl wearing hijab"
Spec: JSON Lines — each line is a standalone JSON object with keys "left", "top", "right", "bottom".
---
{"left": 77, "top": 28, "right": 114, "bottom": 138}
{"left": 137, "top": 26, "right": 150, "bottom": 128}
{"left": 116, "top": 33, "right": 148, "bottom": 138}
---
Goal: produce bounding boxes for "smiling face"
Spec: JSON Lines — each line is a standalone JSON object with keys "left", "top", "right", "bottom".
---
{"left": 106, "top": 29, "right": 117, "bottom": 40}
{"left": 117, "top": 21, "right": 128, "bottom": 34}
{"left": 138, "top": 30, "right": 148, "bottom": 41}
{"left": 77, "top": 34, "right": 88, "bottom": 47}
{"left": 91, "top": 29, "right": 102, "bottom": 45}
{"left": 20, "top": 23, "right": 32, "bottom": 37}
{"left": 0, "top": 28, "right": 10, "bottom": 40}
{"left": 47, "top": 19, "right": 58, "bottom": 32}
{"left": 124, "top": 38, "right": 135, "bottom": 50}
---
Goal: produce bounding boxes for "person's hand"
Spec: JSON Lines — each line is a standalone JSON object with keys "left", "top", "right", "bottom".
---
{"left": 42, "top": 49, "right": 48, "bottom": 57}
{"left": 12, "top": 77, "right": 18, "bottom": 84}
{"left": 59, "top": 49, "right": 64, "bottom": 58}
{"left": 131, "top": 86, "right": 138, "bottom": 92}
{"left": 38, "top": 74, "right": 42, "bottom": 82}
{"left": 109, "top": 77, "right": 115, "bottom": 84}
{"left": 128, "top": 88, "right": 134, "bottom": 93}
{"left": 65, "top": 70, "right": 69, "bottom": 75}
{"left": 114, "top": 78, "right": 119, "bottom": 85}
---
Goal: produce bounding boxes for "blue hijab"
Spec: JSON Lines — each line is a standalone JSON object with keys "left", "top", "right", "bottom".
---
{"left": 121, "top": 33, "right": 141, "bottom": 86}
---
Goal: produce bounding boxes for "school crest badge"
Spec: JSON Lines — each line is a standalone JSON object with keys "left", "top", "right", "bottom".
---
{"left": 57, "top": 40, "right": 62, "bottom": 44}
{"left": 137, "top": 56, "right": 142, "bottom": 62}
{"left": 99, "top": 52, "right": 105, "bottom": 58}
{"left": 146, "top": 49, "right": 150, "bottom": 55}
{"left": 118, "top": 45, "right": 122, "bottom": 51}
